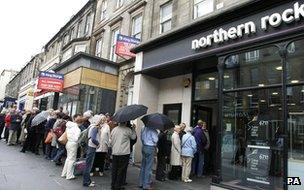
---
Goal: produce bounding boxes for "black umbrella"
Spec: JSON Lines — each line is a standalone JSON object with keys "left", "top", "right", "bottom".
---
{"left": 141, "top": 113, "right": 175, "bottom": 130}
{"left": 112, "top": 104, "right": 148, "bottom": 123}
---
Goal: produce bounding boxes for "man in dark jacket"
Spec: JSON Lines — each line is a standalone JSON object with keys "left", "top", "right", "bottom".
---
{"left": 21, "top": 108, "right": 39, "bottom": 153}
{"left": 7, "top": 109, "right": 22, "bottom": 146}
{"left": 156, "top": 130, "right": 171, "bottom": 181}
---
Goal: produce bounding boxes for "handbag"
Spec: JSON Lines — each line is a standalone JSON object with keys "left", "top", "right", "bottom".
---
{"left": 58, "top": 131, "right": 68, "bottom": 145}
{"left": 44, "top": 131, "right": 54, "bottom": 144}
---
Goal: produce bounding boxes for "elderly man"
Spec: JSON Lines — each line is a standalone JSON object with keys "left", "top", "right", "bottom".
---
{"left": 111, "top": 121, "right": 136, "bottom": 190}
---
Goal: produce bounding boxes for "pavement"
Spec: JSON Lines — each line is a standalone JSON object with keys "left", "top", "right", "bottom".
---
{"left": 0, "top": 141, "right": 211, "bottom": 190}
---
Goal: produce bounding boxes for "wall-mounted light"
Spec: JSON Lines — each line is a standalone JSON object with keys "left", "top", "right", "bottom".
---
{"left": 291, "top": 80, "right": 299, "bottom": 84}
{"left": 183, "top": 78, "right": 191, "bottom": 88}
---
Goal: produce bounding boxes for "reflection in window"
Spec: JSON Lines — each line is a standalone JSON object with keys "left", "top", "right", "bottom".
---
{"left": 222, "top": 88, "right": 283, "bottom": 189}
{"left": 224, "top": 46, "right": 282, "bottom": 90}
{"left": 287, "top": 40, "right": 304, "bottom": 83}
{"left": 195, "top": 72, "right": 218, "bottom": 101}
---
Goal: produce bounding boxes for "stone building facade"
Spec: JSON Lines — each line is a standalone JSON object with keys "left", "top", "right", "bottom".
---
{"left": 0, "top": 70, "right": 18, "bottom": 101}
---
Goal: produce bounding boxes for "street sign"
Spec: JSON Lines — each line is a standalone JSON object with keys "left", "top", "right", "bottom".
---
{"left": 37, "top": 71, "right": 64, "bottom": 92}
{"left": 115, "top": 34, "right": 140, "bottom": 58}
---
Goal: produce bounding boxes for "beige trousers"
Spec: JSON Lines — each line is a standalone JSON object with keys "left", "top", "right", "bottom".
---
{"left": 181, "top": 156, "right": 193, "bottom": 181}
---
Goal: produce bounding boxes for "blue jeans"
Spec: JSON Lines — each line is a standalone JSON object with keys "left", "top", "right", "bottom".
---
{"left": 83, "top": 146, "right": 96, "bottom": 186}
{"left": 53, "top": 144, "right": 65, "bottom": 163}
{"left": 139, "top": 145, "right": 155, "bottom": 189}
{"left": 192, "top": 151, "right": 204, "bottom": 177}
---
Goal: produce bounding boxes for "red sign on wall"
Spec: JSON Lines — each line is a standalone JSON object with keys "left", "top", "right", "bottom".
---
{"left": 115, "top": 34, "right": 140, "bottom": 58}
{"left": 37, "top": 72, "right": 64, "bottom": 92}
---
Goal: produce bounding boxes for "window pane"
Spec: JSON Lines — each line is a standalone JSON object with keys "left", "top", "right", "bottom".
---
{"left": 161, "top": 20, "right": 171, "bottom": 33}
{"left": 132, "top": 14, "right": 142, "bottom": 39}
{"left": 222, "top": 88, "right": 283, "bottom": 189}
{"left": 288, "top": 85, "right": 304, "bottom": 188}
{"left": 161, "top": 2, "right": 172, "bottom": 22}
{"left": 195, "top": 72, "right": 218, "bottom": 100}
{"left": 287, "top": 40, "right": 304, "bottom": 84}
{"left": 224, "top": 46, "right": 282, "bottom": 90}
{"left": 194, "top": 0, "right": 213, "bottom": 19}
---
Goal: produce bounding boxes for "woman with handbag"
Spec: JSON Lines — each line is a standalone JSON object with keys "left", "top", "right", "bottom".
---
{"left": 61, "top": 119, "right": 81, "bottom": 180}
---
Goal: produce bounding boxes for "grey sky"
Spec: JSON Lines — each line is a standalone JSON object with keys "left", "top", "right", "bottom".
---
{"left": 0, "top": 0, "right": 89, "bottom": 72}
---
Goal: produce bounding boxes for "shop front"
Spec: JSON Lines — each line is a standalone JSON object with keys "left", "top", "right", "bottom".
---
{"left": 132, "top": 1, "right": 304, "bottom": 189}
{"left": 54, "top": 53, "right": 118, "bottom": 116}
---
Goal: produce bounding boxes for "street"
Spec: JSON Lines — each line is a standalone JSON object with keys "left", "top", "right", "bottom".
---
{"left": 0, "top": 141, "right": 211, "bottom": 190}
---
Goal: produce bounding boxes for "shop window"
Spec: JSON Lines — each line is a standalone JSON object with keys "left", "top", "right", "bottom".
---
{"left": 222, "top": 88, "right": 283, "bottom": 189}
{"left": 160, "top": 2, "right": 172, "bottom": 34}
{"left": 195, "top": 72, "right": 218, "bottom": 101}
{"left": 131, "top": 14, "right": 142, "bottom": 40}
{"left": 163, "top": 104, "right": 182, "bottom": 125}
{"left": 193, "top": 0, "right": 214, "bottom": 19}
{"left": 224, "top": 46, "right": 282, "bottom": 90}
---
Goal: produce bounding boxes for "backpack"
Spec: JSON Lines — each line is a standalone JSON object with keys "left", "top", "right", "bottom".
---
{"left": 54, "top": 121, "right": 67, "bottom": 138}
{"left": 77, "top": 127, "right": 90, "bottom": 147}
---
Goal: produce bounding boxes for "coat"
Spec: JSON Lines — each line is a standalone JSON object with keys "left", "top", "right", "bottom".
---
{"left": 9, "top": 114, "right": 22, "bottom": 131}
{"left": 65, "top": 121, "right": 81, "bottom": 143}
{"left": 170, "top": 131, "right": 181, "bottom": 166}
{"left": 96, "top": 123, "right": 110, "bottom": 152}
{"left": 181, "top": 132, "right": 197, "bottom": 158}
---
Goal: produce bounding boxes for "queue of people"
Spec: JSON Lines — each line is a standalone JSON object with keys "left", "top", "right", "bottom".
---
{"left": 0, "top": 105, "right": 210, "bottom": 190}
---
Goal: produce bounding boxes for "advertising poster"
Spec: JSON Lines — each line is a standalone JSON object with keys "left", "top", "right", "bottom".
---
{"left": 37, "top": 71, "right": 64, "bottom": 92}
{"left": 115, "top": 34, "right": 140, "bottom": 58}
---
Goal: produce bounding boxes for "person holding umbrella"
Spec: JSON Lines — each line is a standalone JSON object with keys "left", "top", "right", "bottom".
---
{"left": 140, "top": 113, "right": 175, "bottom": 188}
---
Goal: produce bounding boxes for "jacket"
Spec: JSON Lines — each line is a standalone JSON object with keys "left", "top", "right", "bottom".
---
{"left": 181, "top": 132, "right": 197, "bottom": 158}
{"left": 88, "top": 125, "right": 100, "bottom": 148}
{"left": 96, "top": 123, "right": 110, "bottom": 152}
{"left": 110, "top": 124, "right": 136, "bottom": 156}
{"left": 66, "top": 121, "right": 81, "bottom": 143}
{"left": 5, "top": 114, "right": 11, "bottom": 128}
{"left": 170, "top": 131, "right": 181, "bottom": 166}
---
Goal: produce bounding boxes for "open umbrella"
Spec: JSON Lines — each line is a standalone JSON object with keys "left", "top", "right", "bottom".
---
{"left": 112, "top": 104, "right": 148, "bottom": 123}
{"left": 31, "top": 110, "right": 49, "bottom": 127}
{"left": 141, "top": 113, "right": 175, "bottom": 130}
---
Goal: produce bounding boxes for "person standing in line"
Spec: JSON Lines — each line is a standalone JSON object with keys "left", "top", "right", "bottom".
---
{"left": 181, "top": 127, "right": 197, "bottom": 183}
{"left": 61, "top": 118, "right": 81, "bottom": 180}
{"left": 179, "top": 123, "right": 186, "bottom": 140}
{"left": 139, "top": 126, "right": 158, "bottom": 190}
{"left": 20, "top": 108, "right": 39, "bottom": 153}
{"left": 4, "top": 109, "right": 12, "bottom": 143}
{"left": 192, "top": 120, "right": 209, "bottom": 178}
{"left": 155, "top": 130, "right": 170, "bottom": 181}
{"left": 7, "top": 109, "right": 22, "bottom": 146}
{"left": 110, "top": 122, "right": 137, "bottom": 190}
{"left": 91, "top": 115, "right": 110, "bottom": 177}
{"left": 44, "top": 110, "right": 57, "bottom": 160}
{"left": 18, "top": 110, "right": 31, "bottom": 144}
{"left": 170, "top": 125, "right": 182, "bottom": 180}
{"left": 83, "top": 115, "right": 103, "bottom": 187}
{"left": 0, "top": 109, "right": 7, "bottom": 140}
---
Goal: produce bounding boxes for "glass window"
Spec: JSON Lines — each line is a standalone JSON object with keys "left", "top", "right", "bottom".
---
{"left": 194, "top": 0, "right": 214, "bottom": 19}
{"left": 84, "top": 13, "right": 92, "bottom": 35}
{"left": 70, "top": 27, "right": 76, "bottom": 40}
{"left": 116, "top": 0, "right": 123, "bottom": 9}
{"left": 110, "top": 28, "right": 120, "bottom": 62}
{"left": 95, "top": 38, "right": 103, "bottom": 57}
{"left": 160, "top": 2, "right": 172, "bottom": 34}
{"left": 163, "top": 104, "right": 182, "bottom": 125}
{"left": 63, "top": 33, "right": 70, "bottom": 46}
{"left": 132, "top": 14, "right": 142, "bottom": 40}
{"left": 222, "top": 88, "right": 283, "bottom": 189}
{"left": 77, "top": 20, "right": 83, "bottom": 38}
{"left": 287, "top": 40, "right": 304, "bottom": 84}
{"left": 100, "top": 0, "right": 107, "bottom": 21}
{"left": 195, "top": 72, "right": 218, "bottom": 101}
{"left": 224, "top": 46, "right": 282, "bottom": 90}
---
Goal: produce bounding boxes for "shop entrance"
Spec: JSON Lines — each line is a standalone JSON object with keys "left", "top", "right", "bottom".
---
{"left": 192, "top": 101, "right": 218, "bottom": 175}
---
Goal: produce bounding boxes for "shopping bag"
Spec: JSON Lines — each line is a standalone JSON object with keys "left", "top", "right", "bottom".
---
{"left": 44, "top": 132, "right": 53, "bottom": 144}
{"left": 74, "top": 159, "right": 86, "bottom": 176}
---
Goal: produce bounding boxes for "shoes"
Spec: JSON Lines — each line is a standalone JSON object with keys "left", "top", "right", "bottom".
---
{"left": 20, "top": 150, "right": 25, "bottom": 153}
{"left": 88, "top": 183, "right": 95, "bottom": 187}
{"left": 99, "top": 172, "right": 104, "bottom": 176}
{"left": 184, "top": 179, "right": 192, "bottom": 183}
{"left": 90, "top": 172, "right": 94, "bottom": 177}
